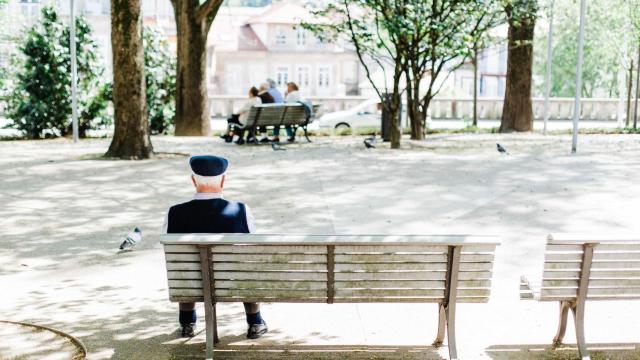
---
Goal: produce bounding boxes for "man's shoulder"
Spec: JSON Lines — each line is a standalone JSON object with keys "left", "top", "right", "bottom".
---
{"left": 169, "top": 198, "right": 247, "bottom": 209}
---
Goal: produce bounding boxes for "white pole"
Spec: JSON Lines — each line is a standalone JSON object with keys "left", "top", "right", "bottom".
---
{"left": 571, "top": 0, "right": 587, "bottom": 153}
{"left": 543, "top": 0, "right": 554, "bottom": 135}
{"left": 70, "top": 0, "right": 79, "bottom": 143}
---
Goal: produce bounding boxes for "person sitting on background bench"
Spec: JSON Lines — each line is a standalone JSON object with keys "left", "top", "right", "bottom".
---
{"left": 221, "top": 87, "right": 261, "bottom": 145}
{"left": 247, "top": 83, "right": 275, "bottom": 143}
{"left": 162, "top": 155, "right": 269, "bottom": 339}
{"left": 272, "top": 82, "right": 303, "bottom": 143}
{"left": 266, "top": 78, "right": 284, "bottom": 103}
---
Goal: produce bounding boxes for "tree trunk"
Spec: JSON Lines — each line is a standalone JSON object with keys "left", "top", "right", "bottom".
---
{"left": 406, "top": 71, "right": 425, "bottom": 140}
{"left": 106, "top": 0, "right": 153, "bottom": 159}
{"left": 173, "top": 0, "right": 212, "bottom": 136}
{"left": 388, "top": 92, "right": 402, "bottom": 148}
{"left": 500, "top": 11, "right": 535, "bottom": 132}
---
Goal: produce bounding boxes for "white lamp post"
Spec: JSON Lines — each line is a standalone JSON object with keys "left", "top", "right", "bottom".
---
{"left": 543, "top": 0, "right": 554, "bottom": 135}
{"left": 70, "top": 0, "right": 78, "bottom": 143}
{"left": 571, "top": 0, "right": 587, "bottom": 153}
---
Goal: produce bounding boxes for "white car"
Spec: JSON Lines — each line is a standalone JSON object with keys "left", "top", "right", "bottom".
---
{"left": 318, "top": 98, "right": 381, "bottom": 130}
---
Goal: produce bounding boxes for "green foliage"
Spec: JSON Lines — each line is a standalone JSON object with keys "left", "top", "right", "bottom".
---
{"left": 534, "top": 0, "right": 629, "bottom": 98}
{"left": 6, "top": 6, "right": 109, "bottom": 139}
{"left": 304, "top": 0, "right": 503, "bottom": 134}
{"left": 144, "top": 26, "right": 176, "bottom": 135}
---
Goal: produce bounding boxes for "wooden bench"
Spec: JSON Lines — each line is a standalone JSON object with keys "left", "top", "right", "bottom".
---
{"left": 161, "top": 234, "right": 500, "bottom": 360}
{"left": 240, "top": 103, "right": 320, "bottom": 142}
{"left": 520, "top": 234, "right": 640, "bottom": 359}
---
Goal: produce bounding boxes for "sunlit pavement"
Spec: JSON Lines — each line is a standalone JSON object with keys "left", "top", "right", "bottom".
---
{"left": 1, "top": 134, "right": 640, "bottom": 359}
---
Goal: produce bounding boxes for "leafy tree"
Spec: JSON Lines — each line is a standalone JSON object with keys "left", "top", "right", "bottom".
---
{"left": 305, "top": 0, "right": 407, "bottom": 148}
{"left": 6, "top": 6, "right": 109, "bottom": 139}
{"left": 500, "top": 0, "right": 538, "bottom": 132}
{"left": 533, "top": 0, "right": 629, "bottom": 98}
{"left": 401, "top": 0, "right": 502, "bottom": 139}
{"left": 144, "top": 26, "right": 176, "bottom": 135}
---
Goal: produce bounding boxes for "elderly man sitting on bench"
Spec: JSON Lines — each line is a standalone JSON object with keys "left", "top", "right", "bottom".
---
{"left": 162, "top": 155, "right": 268, "bottom": 339}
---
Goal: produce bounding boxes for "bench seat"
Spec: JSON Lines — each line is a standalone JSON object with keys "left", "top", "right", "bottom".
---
{"left": 162, "top": 234, "right": 500, "bottom": 360}
{"left": 520, "top": 234, "right": 640, "bottom": 359}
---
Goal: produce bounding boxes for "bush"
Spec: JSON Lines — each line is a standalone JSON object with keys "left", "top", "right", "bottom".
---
{"left": 144, "top": 26, "right": 176, "bottom": 135}
{"left": 5, "top": 6, "right": 109, "bottom": 139}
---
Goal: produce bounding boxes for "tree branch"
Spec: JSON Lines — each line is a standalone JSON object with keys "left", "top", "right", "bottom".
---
{"left": 196, "top": 0, "right": 223, "bottom": 23}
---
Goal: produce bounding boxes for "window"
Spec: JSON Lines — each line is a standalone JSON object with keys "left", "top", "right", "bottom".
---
{"left": 225, "top": 64, "right": 242, "bottom": 95}
{"left": 296, "top": 66, "right": 310, "bottom": 88}
{"left": 275, "top": 26, "right": 286, "bottom": 45}
{"left": 296, "top": 27, "right": 306, "bottom": 46}
{"left": 276, "top": 66, "right": 289, "bottom": 88}
{"left": 19, "top": 0, "right": 40, "bottom": 20}
{"left": 317, "top": 67, "right": 330, "bottom": 88}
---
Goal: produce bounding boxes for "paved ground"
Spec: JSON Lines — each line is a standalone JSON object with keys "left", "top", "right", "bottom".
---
{"left": 1, "top": 133, "right": 640, "bottom": 359}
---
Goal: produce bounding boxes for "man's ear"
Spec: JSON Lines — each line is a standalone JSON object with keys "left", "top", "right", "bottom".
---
{"left": 191, "top": 175, "right": 197, "bottom": 188}
{"left": 220, "top": 175, "right": 226, "bottom": 189}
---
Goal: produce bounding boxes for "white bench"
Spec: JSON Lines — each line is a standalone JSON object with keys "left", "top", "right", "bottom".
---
{"left": 520, "top": 234, "right": 640, "bottom": 359}
{"left": 240, "top": 103, "right": 320, "bottom": 142}
{"left": 161, "top": 234, "right": 500, "bottom": 360}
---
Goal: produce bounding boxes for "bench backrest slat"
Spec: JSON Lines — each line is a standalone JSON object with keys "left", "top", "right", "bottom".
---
{"left": 243, "top": 104, "right": 313, "bottom": 128}
{"left": 162, "top": 235, "right": 499, "bottom": 304}
{"left": 539, "top": 234, "right": 640, "bottom": 301}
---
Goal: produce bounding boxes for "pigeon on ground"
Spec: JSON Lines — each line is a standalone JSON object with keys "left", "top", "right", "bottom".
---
{"left": 119, "top": 227, "right": 142, "bottom": 250}
{"left": 271, "top": 143, "right": 286, "bottom": 151}
{"left": 364, "top": 138, "right": 376, "bottom": 149}
{"left": 496, "top": 143, "right": 509, "bottom": 154}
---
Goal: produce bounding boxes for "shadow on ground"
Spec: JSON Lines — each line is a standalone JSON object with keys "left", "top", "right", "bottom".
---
{"left": 486, "top": 343, "right": 640, "bottom": 359}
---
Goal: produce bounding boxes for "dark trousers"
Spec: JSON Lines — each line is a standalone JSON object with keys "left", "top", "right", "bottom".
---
{"left": 179, "top": 302, "right": 260, "bottom": 325}
{"left": 273, "top": 125, "right": 294, "bottom": 138}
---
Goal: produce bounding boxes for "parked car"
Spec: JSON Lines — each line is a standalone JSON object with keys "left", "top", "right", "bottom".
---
{"left": 318, "top": 98, "right": 381, "bottom": 130}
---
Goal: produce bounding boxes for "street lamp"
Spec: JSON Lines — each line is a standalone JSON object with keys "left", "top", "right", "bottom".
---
{"left": 70, "top": 0, "right": 78, "bottom": 143}
{"left": 543, "top": 0, "right": 554, "bottom": 135}
{"left": 571, "top": 0, "right": 587, "bottom": 153}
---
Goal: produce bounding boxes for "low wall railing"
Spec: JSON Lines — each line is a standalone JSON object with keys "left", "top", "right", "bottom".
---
{"left": 208, "top": 95, "right": 627, "bottom": 122}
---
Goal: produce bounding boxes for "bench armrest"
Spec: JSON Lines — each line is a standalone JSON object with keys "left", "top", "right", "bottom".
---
{"left": 520, "top": 275, "right": 541, "bottom": 301}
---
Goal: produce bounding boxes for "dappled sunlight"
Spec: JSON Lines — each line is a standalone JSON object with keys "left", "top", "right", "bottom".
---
{"left": 2, "top": 134, "right": 640, "bottom": 358}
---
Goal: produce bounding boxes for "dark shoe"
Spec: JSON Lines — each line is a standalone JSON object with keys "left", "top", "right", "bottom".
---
{"left": 287, "top": 137, "right": 295, "bottom": 143}
{"left": 235, "top": 138, "right": 245, "bottom": 145}
{"left": 271, "top": 137, "right": 280, "bottom": 143}
{"left": 247, "top": 137, "right": 258, "bottom": 144}
{"left": 247, "top": 322, "right": 268, "bottom": 339}
{"left": 181, "top": 323, "right": 195, "bottom": 337}
{"left": 259, "top": 137, "right": 270, "bottom": 143}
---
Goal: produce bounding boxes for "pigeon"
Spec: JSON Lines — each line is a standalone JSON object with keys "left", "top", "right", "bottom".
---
{"left": 119, "top": 227, "right": 142, "bottom": 250}
{"left": 496, "top": 143, "right": 509, "bottom": 154}
{"left": 364, "top": 138, "right": 376, "bottom": 149}
{"left": 271, "top": 143, "right": 286, "bottom": 151}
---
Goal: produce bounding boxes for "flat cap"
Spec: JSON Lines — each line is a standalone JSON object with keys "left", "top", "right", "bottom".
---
{"left": 189, "top": 155, "right": 228, "bottom": 176}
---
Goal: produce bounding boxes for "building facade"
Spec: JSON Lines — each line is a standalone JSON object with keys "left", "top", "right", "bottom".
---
{"left": 208, "top": 2, "right": 362, "bottom": 97}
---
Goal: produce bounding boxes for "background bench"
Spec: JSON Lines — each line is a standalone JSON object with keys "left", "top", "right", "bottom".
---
{"left": 243, "top": 103, "right": 320, "bottom": 142}
{"left": 162, "top": 234, "right": 500, "bottom": 360}
{"left": 520, "top": 234, "right": 640, "bottom": 359}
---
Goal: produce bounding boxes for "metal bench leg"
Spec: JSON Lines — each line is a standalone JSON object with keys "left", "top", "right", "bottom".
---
{"left": 553, "top": 300, "right": 572, "bottom": 346}
{"left": 213, "top": 302, "right": 219, "bottom": 344}
{"left": 303, "top": 126, "right": 311, "bottom": 142}
{"left": 572, "top": 301, "right": 590, "bottom": 360}
{"left": 445, "top": 302, "right": 458, "bottom": 360}
{"left": 433, "top": 303, "right": 446, "bottom": 347}
{"left": 203, "top": 296, "right": 215, "bottom": 359}
{"left": 200, "top": 247, "right": 215, "bottom": 359}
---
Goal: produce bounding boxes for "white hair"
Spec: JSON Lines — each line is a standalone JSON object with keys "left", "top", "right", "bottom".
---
{"left": 192, "top": 173, "right": 224, "bottom": 187}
